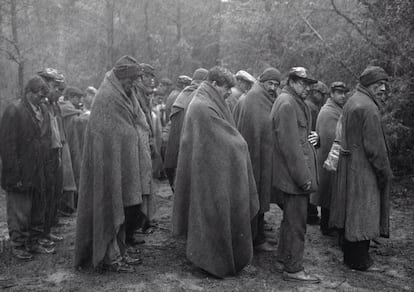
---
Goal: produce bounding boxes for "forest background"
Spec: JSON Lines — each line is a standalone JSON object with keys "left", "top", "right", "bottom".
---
{"left": 0, "top": 0, "right": 413, "bottom": 175}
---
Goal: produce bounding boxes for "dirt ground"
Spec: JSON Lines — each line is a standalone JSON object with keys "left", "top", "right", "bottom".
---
{"left": 0, "top": 178, "right": 413, "bottom": 292}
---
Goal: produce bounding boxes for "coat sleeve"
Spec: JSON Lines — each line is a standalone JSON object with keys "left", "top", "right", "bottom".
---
{"left": 362, "top": 109, "right": 392, "bottom": 181}
{"left": 0, "top": 104, "right": 21, "bottom": 188}
{"left": 275, "top": 102, "right": 311, "bottom": 189}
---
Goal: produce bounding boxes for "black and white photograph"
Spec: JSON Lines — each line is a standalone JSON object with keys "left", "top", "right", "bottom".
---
{"left": 0, "top": 0, "right": 413, "bottom": 291}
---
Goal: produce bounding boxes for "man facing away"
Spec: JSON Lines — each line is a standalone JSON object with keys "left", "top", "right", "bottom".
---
{"left": 173, "top": 66, "right": 259, "bottom": 278}
{"left": 163, "top": 68, "right": 208, "bottom": 190}
{"left": 236, "top": 67, "right": 281, "bottom": 252}
{"left": 270, "top": 67, "right": 320, "bottom": 283}
{"left": 75, "top": 56, "right": 152, "bottom": 272}
{"left": 330, "top": 66, "right": 392, "bottom": 271}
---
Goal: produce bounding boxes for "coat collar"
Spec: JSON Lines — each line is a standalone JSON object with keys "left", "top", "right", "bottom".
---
{"left": 356, "top": 84, "right": 381, "bottom": 109}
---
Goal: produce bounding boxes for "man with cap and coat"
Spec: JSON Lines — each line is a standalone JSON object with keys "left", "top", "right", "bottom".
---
{"left": 173, "top": 66, "right": 259, "bottom": 278}
{"left": 236, "top": 67, "right": 281, "bottom": 252}
{"left": 226, "top": 70, "right": 256, "bottom": 113}
{"left": 311, "top": 82, "right": 349, "bottom": 235}
{"left": 164, "top": 68, "right": 208, "bottom": 190}
{"left": 37, "top": 68, "right": 67, "bottom": 247}
{"left": 0, "top": 76, "right": 54, "bottom": 260}
{"left": 270, "top": 67, "right": 320, "bottom": 283}
{"left": 75, "top": 55, "right": 151, "bottom": 272}
{"left": 330, "top": 66, "right": 392, "bottom": 271}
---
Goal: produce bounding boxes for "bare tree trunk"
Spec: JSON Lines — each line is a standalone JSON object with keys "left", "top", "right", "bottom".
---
{"left": 11, "top": 0, "right": 24, "bottom": 97}
{"left": 215, "top": 0, "right": 222, "bottom": 65}
{"left": 106, "top": 0, "right": 115, "bottom": 70}
{"left": 144, "top": 0, "right": 153, "bottom": 60}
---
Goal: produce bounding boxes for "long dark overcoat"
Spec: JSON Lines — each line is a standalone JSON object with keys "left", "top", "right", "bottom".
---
{"left": 236, "top": 82, "right": 275, "bottom": 213}
{"left": 330, "top": 85, "right": 392, "bottom": 241}
{"left": 311, "top": 98, "right": 342, "bottom": 208}
{"left": 270, "top": 86, "right": 318, "bottom": 194}
{"left": 0, "top": 99, "right": 48, "bottom": 193}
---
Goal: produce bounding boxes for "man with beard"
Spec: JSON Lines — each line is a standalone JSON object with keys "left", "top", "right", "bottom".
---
{"left": 0, "top": 76, "right": 54, "bottom": 259}
{"left": 270, "top": 67, "right": 320, "bottom": 283}
{"left": 163, "top": 68, "right": 208, "bottom": 190}
{"left": 37, "top": 68, "right": 67, "bottom": 247}
{"left": 75, "top": 56, "right": 151, "bottom": 272}
{"left": 173, "top": 66, "right": 259, "bottom": 278}
{"left": 236, "top": 67, "right": 281, "bottom": 252}
{"left": 311, "top": 82, "right": 349, "bottom": 236}
{"left": 330, "top": 66, "right": 392, "bottom": 271}
{"left": 226, "top": 70, "right": 256, "bottom": 113}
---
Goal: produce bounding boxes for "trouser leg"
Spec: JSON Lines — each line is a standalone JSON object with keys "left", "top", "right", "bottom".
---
{"left": 252, "top": 212, "right": 266, "bottom": 246}
{"left": 343, "top": 239, "right": 373, "bottom": 270}
{"left": 43, "top": 149, "right": 61, "bottom": 235}
{"left": 124, "top": 205, "right": 143, "bottom": 244}
{"left": 6, "top": 191, "right": 32, "bottom": 249}
{"left": 103, "top": 226, "right": 126, "bottom": 265}
{"left": 320, "top": 207, "right": 330, "bottom": 233}
{"left": 277, "top": 192, "right": 308, "bottom": 273}
{"left": 307, "top": 197, "right": 319, "bottom": 224}
{"left": 164, "top": 168, "right": 175, "bottom": 192}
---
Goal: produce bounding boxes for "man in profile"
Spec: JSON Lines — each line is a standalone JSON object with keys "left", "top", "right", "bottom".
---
{"left": 173, "top": 66, "right": 259, "bottom": 278}
{"left": 270, "top": 67, "right": 320, "bottom": 283}
{"left": 331, "top": 66, "right": 392, "bottom": 271}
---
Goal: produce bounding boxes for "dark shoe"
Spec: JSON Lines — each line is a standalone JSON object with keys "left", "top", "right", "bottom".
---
{"left": 274, "top": 261, "right": 285, "bottom": 273}
{"left": 48, "top": 233, "right": 63, "bottom": 242}
{"left": 103, "top": 261, "right": 135, "bottom": 273}
{"left": 283, "top": 270, "right": 321, "bottom": 284}
{"left": 123, "top": 254, "right": 142, "bottom": 266}
{"left": 38, "top": 238, "right": 56, "bottom": 248}
{"left": 29, "top": 244, "right": 55, "bottom": 254}
{"left": 254, "top": 241, "right": 277, "bottom": 252}
{"left": 11, "top": 247, "right": 33, "bottom": 260}
{"left": 321, "top": 228, "right": 338, "bottom": 237}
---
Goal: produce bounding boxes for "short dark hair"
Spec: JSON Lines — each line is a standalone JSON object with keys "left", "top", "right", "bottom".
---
{"left": 24, "top": 75, "right": 49, "bottom": 95}
{"left": 207, "top": 66, "right": 236, "bottom": 88}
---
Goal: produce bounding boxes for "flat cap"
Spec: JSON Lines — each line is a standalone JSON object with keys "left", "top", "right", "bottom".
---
{"left": 236, "top": 70, "right": 256, "bottom": 83}
{"left": 288, "top": 67, "right": 317, "bottom": 84}
{"left": 312, "top": 81, "right": 329, "bottom": 94}
{"left": 330, "top": 81, "right": 349, "bottom": 92}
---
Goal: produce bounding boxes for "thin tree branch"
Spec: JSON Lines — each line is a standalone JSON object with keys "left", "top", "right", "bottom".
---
{"left": 298, "top": 12, "right": 359, "bottom": 80}
{"left": 330, "top": 0, "right": 389, "bottom": 56}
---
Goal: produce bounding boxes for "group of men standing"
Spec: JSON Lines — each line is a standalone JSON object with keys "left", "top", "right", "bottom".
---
{"left": 170, "top": 64, "right": 392, "bottom": 284}
{"left": 0, "top": 69, "right": 96, "bottom": 261}
{"left": 0, "top": 54, "right": 392, "bottom": 285}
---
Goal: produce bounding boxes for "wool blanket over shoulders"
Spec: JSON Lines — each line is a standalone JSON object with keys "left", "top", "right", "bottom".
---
{"left": 74, "top": 70, "right": 153, "bottom": 268}
{"left": 236, "top": 82, "right": 275, "bottom": 213}
{"left": 164, "top": 84, "right": 198, "bottom": 169}
{"left": 173, "top": 81, "right": 259, "bottom": 278}
{"left": 311, "top": 98, "right": 342, "bottom": 208}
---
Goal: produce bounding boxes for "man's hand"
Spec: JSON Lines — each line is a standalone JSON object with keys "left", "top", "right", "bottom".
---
{"left": 308, "top": 131, "right": 319, "bottom": 147}
{"left": 301, "top": 181, "right": 312, "bottom": 192}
